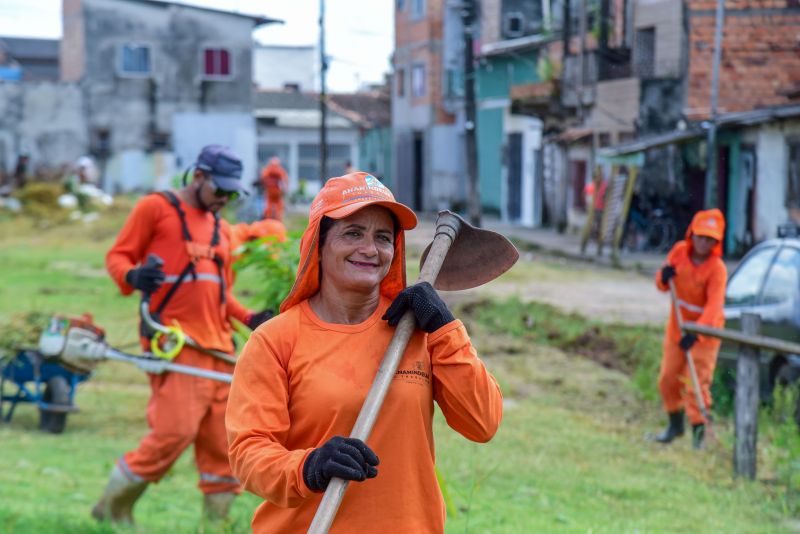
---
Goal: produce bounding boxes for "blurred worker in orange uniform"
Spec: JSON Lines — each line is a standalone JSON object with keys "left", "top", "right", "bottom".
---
{"left": 92, "top": 145, "right": 272, "bottom": 526}
{"left": 653, "top": 208, "right": 727, "bottom": 449}
{"left": 226, "top": 172, "right": 503, "bottom": 533}
{"left": 259, "top": 157, "right": 289, "bottom": 221}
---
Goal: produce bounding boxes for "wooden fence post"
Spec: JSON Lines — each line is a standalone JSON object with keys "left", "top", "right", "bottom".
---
{"left": 734, "top": 313, "right": 761, "bottom": 479}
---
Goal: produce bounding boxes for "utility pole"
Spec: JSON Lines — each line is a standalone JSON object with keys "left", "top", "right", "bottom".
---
{"left": 319, "top": 0, "right": 328, "bottom": 183}
{"left": 462, "top": 0, "right": 481, "bottom": 226}
{"left": 704, "top": 0, "right": 725, "bottom": 207}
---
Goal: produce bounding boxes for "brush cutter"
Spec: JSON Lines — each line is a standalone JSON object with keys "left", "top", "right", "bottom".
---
{"left": 667, "top": 280, "right": 717, "bottom": 443}
{"left": 140, "top": 254, "right": 236, "bottom": 365}
{"left": 38, "top": 315, "right": 232, "bottom": 383}
{"left": 308, "top": 210, "right": 519, "bottom": 534}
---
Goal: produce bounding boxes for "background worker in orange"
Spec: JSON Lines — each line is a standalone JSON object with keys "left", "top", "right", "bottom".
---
{"left": 259, "top": 156, "right": 289, "bottom": 221}
{"left": 653, "top": 208, "right": 727, "bottom": 449}
{"left": 226, "top": 172, "right": 503, "bottom": 533}
{"left": 93, "top": 145, "right": 272, "bottom": 525}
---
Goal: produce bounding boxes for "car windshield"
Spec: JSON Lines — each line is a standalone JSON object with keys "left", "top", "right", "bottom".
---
{"left": 726, "top": 246, "right": 778, "bottom": 306}
{"left": 761, "top": 246, "right": 800, "bottom": 305}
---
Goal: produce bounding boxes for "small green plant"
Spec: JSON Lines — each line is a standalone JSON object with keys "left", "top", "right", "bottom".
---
{"left": 233, "top": 231, "right": 303, "bottom": 313}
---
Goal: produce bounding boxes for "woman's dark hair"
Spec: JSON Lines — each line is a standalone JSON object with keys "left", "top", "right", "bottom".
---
{"left": 318, "top": 211, "right": 400, "bottom": 248}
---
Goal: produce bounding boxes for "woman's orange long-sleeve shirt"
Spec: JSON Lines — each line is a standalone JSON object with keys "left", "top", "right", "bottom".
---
{"left": 226, "top": 297, "right": 503, "bottom": 533}
{"left": 655, "top": 240, "right": 727, "bottom": 346}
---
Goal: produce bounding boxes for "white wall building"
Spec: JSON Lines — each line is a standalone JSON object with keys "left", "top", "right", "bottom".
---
{"left": 253, "top": 44, "right": 316, "bottom": 92}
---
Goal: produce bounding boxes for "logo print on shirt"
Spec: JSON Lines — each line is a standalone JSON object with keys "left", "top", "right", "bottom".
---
{"left": 394, "top": 359, "right": 431, "bottom": 386}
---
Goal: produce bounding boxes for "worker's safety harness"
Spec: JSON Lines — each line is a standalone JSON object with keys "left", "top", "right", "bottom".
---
{"left": 140, "top": 191, "right": 226, "bottom": 339}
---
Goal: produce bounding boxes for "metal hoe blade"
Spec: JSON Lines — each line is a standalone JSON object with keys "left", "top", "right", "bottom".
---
{"left": 420, "top": 211, "right": 519, "bottom": 291}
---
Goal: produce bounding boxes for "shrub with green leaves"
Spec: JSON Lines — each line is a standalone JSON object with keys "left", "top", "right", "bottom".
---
{"left": 234, "top": 230, "right": 303, "bottom": 313}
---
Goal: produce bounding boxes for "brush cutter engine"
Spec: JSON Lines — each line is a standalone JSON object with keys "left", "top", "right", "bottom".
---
{"left": 38, "top": 315, "right": 107, "bottom": 374}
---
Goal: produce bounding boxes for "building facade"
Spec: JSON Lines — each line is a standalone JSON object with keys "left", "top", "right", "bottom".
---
{"left": 392, "top": 0, "right": 466, "bottom": 212}
{"left": 253, "top": 44, "right": 316, "bottom": 92}
{"left": 254, "top": 89, "right": 360, "bottom": 198}
{"left": 60, "top": 0, "right": 279, "bottom": 192}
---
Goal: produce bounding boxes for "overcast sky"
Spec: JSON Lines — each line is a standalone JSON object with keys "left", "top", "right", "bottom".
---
{"left": 0, "top": 0, "right": 394, "bottom": 92}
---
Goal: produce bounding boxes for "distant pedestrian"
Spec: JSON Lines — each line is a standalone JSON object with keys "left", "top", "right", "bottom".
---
{"left": 584, "top": 175, "right": 607, "bottom": 237}
{"left": 259, "top": 157, "right": 289, "bottom": 221}
{"left": 653, "top": 208, "right": 727, "bottom": 449}
{"left": 13, "top": 154, "right": 29, "bottom": 189}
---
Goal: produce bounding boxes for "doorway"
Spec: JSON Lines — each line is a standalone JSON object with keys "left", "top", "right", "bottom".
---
{"left": 413, "top": 132, "right": 424, "bottom": 211}
{"left": 506, "top": 132, "right": 523, "bottom": 221}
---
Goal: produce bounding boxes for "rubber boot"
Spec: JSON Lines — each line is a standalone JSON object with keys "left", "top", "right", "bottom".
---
{"left": 692, "top": 423, "right": 705, "bottom": 450}
{"left": 655, "top": 411, "right": 685, "bottom": 443}
{"left": 203, "top": 492, "right": 236, "bottom": 521}
{"left": 91, "top": 464, "right": 148, "bottom": 525}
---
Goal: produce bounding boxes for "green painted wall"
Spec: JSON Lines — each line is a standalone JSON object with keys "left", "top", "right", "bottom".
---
{"left": 474, "top": 51, "right": 539, "bottom": 214}
{"left": 359, "top": 127, "right": 394, "bottom": 189}
{"left": 721, "top": 131, "right": 741, "bottom": 255}
{"left": 477, "top": 107, "right": 504, "bottom": 214}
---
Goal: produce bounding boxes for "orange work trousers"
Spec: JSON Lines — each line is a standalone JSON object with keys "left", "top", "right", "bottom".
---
{"left": 263, "top": 193, "right": 284, "bottom": 221}
{"left": 658, "top": 336, "right": 719, "bottom": 425}
{"left": 118, "top": 346, "right": 239, "bottom": 495}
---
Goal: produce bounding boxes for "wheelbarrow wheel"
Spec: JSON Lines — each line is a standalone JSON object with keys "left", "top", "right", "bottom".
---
{"left": 39, "top": 376, "right": 69, "bottom": 434}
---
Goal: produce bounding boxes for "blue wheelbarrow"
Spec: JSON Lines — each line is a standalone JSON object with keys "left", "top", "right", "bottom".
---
{"left": 0, "top": 349, "right": 90, "bottom": 434}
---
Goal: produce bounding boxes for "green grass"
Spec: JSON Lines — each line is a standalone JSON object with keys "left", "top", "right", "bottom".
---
{"left": 0, "top": 206, "right": 797, "bottom": 533}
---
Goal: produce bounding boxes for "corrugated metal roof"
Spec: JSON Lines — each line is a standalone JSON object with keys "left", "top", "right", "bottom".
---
{"left": 255, "top": 109, "right": 354, "bottom": 129}
{"left": 599, "top": 103, "right": 800, "bottom": 158}
{"left": 255, "top": 90, "right": 320, "bottom": 110}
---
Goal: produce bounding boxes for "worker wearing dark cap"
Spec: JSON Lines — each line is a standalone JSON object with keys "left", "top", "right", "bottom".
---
{"left": 93, "top": 145, "right": 271, "bottom": 525}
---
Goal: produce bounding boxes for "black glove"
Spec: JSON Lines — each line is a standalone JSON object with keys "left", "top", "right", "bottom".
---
{"left": 246, "top": 309, "right": 274, "bottom": 330}
{"left": 302, "top": 436, "right": 379, "bottom": 492}
{"left": 125, "top": 265, "right": 165, "bottom": 294}
{"left": 679, "top": 333, "right": 698, "bottom": 351}
{"left": 660, "top": 265, "right": 676, "bottom": 285}
{"left": 382, "top": 282, "right": 455, "bottom": 334}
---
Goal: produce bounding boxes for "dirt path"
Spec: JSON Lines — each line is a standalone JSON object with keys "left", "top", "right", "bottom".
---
{"left": 405, "top": 222, "right": 669, "bottom": 327}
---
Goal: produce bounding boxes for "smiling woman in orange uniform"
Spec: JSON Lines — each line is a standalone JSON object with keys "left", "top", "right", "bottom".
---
{"left": 653, "top": 208, "right": 727, "bottom": 449}
{"left": 226, "top": 172, "right": 503, "bottom": 533}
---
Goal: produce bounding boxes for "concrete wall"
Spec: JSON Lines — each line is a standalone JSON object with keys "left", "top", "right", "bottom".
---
{"left": 634, "top": 0, "right": 684, "bottom": 78}
{"left": 429, "top": 124, "right": 465, "bottom": 211}
{"left": 0, "top": 82, "right": 87, "bottom": 174}
{"left": 586, "top": 77, "right": 639, "bottom": 135}
{"left": 750, "top": 121, "right": 800, "bottom": 242}
{"left": 503, "top": 112, "right": 543, "bottom": 227}
{"left": 254, "top": 45, "right": 316, "bottom": 91}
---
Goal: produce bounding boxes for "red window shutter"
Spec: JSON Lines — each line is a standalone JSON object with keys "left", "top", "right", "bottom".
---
{"left": 204, "top": 49, "right": 214, "bottom": 75}
{"left": 219, "top": 50, "right": 230, "bottom": 76}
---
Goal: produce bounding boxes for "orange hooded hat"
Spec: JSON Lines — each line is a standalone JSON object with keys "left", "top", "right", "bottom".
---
{"left": 685, "top": 208, "right": 726, "bottom": 257}
{"left": 279, "top": 172, "right": 418, "bottom": 313}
